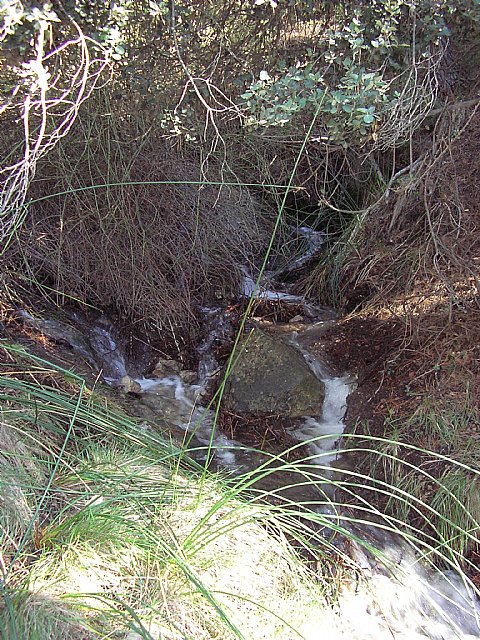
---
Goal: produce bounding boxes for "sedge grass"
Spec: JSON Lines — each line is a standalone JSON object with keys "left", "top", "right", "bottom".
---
{"left": 2, "top": 339, "right": 480, "bottom": 638}
{"left": 0, "top": 342, "right": 331, "bottom": 640}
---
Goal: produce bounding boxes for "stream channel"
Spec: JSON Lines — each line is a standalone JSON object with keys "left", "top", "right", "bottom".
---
{"left": 18, "top": 261, "right": 480, "bottom": 640}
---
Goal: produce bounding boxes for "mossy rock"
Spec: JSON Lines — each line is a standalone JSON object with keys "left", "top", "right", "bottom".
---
{"left": 224, "top": 328, "right": 324, "bottom": 417}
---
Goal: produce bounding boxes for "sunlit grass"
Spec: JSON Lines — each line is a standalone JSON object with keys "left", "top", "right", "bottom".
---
{"left": 347, "top": 397, "right": 480, "bottom": 573}
{"left": 1, "top": 340, "right": 480, "bottom": 639}
{"left": 0, "top": 342, "right": 332, "bottom": 640}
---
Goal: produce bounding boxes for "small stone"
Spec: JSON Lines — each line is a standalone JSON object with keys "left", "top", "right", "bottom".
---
{"left": 289, "top": 314, "right": 304, "bottom": 323}
{"left": 179, "top": 369, "right": 197, "bottom": 384}
{"left": 117, "top": 375, "right": 142, "bottom": 394}
{"left": 153, "top": 357, "right": 182, "bottom": 377}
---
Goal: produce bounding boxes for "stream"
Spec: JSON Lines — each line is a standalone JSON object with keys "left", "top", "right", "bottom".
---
{"left": 17, "top": 267, "right": 480, "bottom": 640}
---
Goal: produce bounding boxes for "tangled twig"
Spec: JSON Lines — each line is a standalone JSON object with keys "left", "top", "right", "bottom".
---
{"left": 0, "top": 21, "right": 111, "bottom": 252}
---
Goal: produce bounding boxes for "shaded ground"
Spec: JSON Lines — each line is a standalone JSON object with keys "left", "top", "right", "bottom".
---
{"left": 298, "top": 316, "right": 403, "bottom": 436}
{"left": 3, "top": 263, "right": 480, "bottom": 582}
{"left": 308, "top": 307, "right": 480, "bottom": 582}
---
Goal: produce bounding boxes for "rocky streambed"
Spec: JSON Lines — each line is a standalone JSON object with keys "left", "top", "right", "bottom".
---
{"left": 5, "top": 285, "right": 480, "bottom": 639}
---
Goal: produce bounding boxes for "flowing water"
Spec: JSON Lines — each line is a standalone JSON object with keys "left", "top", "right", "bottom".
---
{"left": 16, "top": 255, "right": 480, "bottom": 639}
{"left": 289, "top": 334, "right": 351, "bottom": 469}
{"left": 72, "top": 311, "right": 480, "bottom": 639}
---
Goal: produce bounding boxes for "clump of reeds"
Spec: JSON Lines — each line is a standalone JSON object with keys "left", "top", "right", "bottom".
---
{"left": 6, "top": 94, "right": 271, "bottom": 341}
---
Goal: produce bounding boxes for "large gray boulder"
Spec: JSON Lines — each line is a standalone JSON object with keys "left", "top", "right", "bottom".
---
{"left": 223, "top": 328, "right": 324, "bottom": 416}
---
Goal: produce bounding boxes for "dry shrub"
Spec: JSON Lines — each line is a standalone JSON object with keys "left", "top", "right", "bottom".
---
{"left": 310, "top": 105, "right": 480, "bottom": 318}
{"left": 8, "top": 135, "right": 270, "bottom": 339}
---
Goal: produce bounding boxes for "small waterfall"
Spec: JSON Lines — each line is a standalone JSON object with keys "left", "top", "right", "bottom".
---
{"left": 293, "top": 376, "right": 350, "bottom": 466}
{"left": 16, "top": 269, "right": 480, "bottom": 639}
{"left": 196, "top": 305, "right": 234, "bottom": 387}
{"left": 289, "top": 333, "right": 352, "bottom": 469}
{"left": 88, "top": 317, "right": 128, "bottom": 383}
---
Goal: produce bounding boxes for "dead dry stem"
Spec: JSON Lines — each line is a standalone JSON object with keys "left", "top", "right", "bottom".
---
{"left": 4, "top": 104, "right": 271, "bottom": 340}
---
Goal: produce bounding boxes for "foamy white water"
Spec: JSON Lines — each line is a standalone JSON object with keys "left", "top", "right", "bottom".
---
{"left": 294, "top": 375, "right": 350, "bottom": 465}
{"left": 20, "top": 306, "right": 480, "bottom": 639}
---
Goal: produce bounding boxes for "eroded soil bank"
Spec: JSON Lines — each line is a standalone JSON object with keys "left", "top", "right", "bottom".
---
{"left": 3, "top": 290, "right": 480, "bottom": 575}
{"left": 305, "top": 308, "right": 480, "bottom": 586}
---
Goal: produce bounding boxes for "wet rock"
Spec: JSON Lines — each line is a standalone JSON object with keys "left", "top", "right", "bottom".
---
{"left": 117, "top": 375, "right": 142, "bottom": 395}
{"left": 132, "top": 386, "right": 205, "bottom": 429}
{"left": 179, "top": 369, "right": 197, "bottom": 384}
{"left": 153, "top": 357, "right": 182, "bottom": 377}
{"left": 18, "top": 311, "right": 92, "bottom": 358}
{"left": 223, "top": 328, "right": 325, "bottom": 416}
{"left": 87, "top": 319, "right": 127, "bottom": 380}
